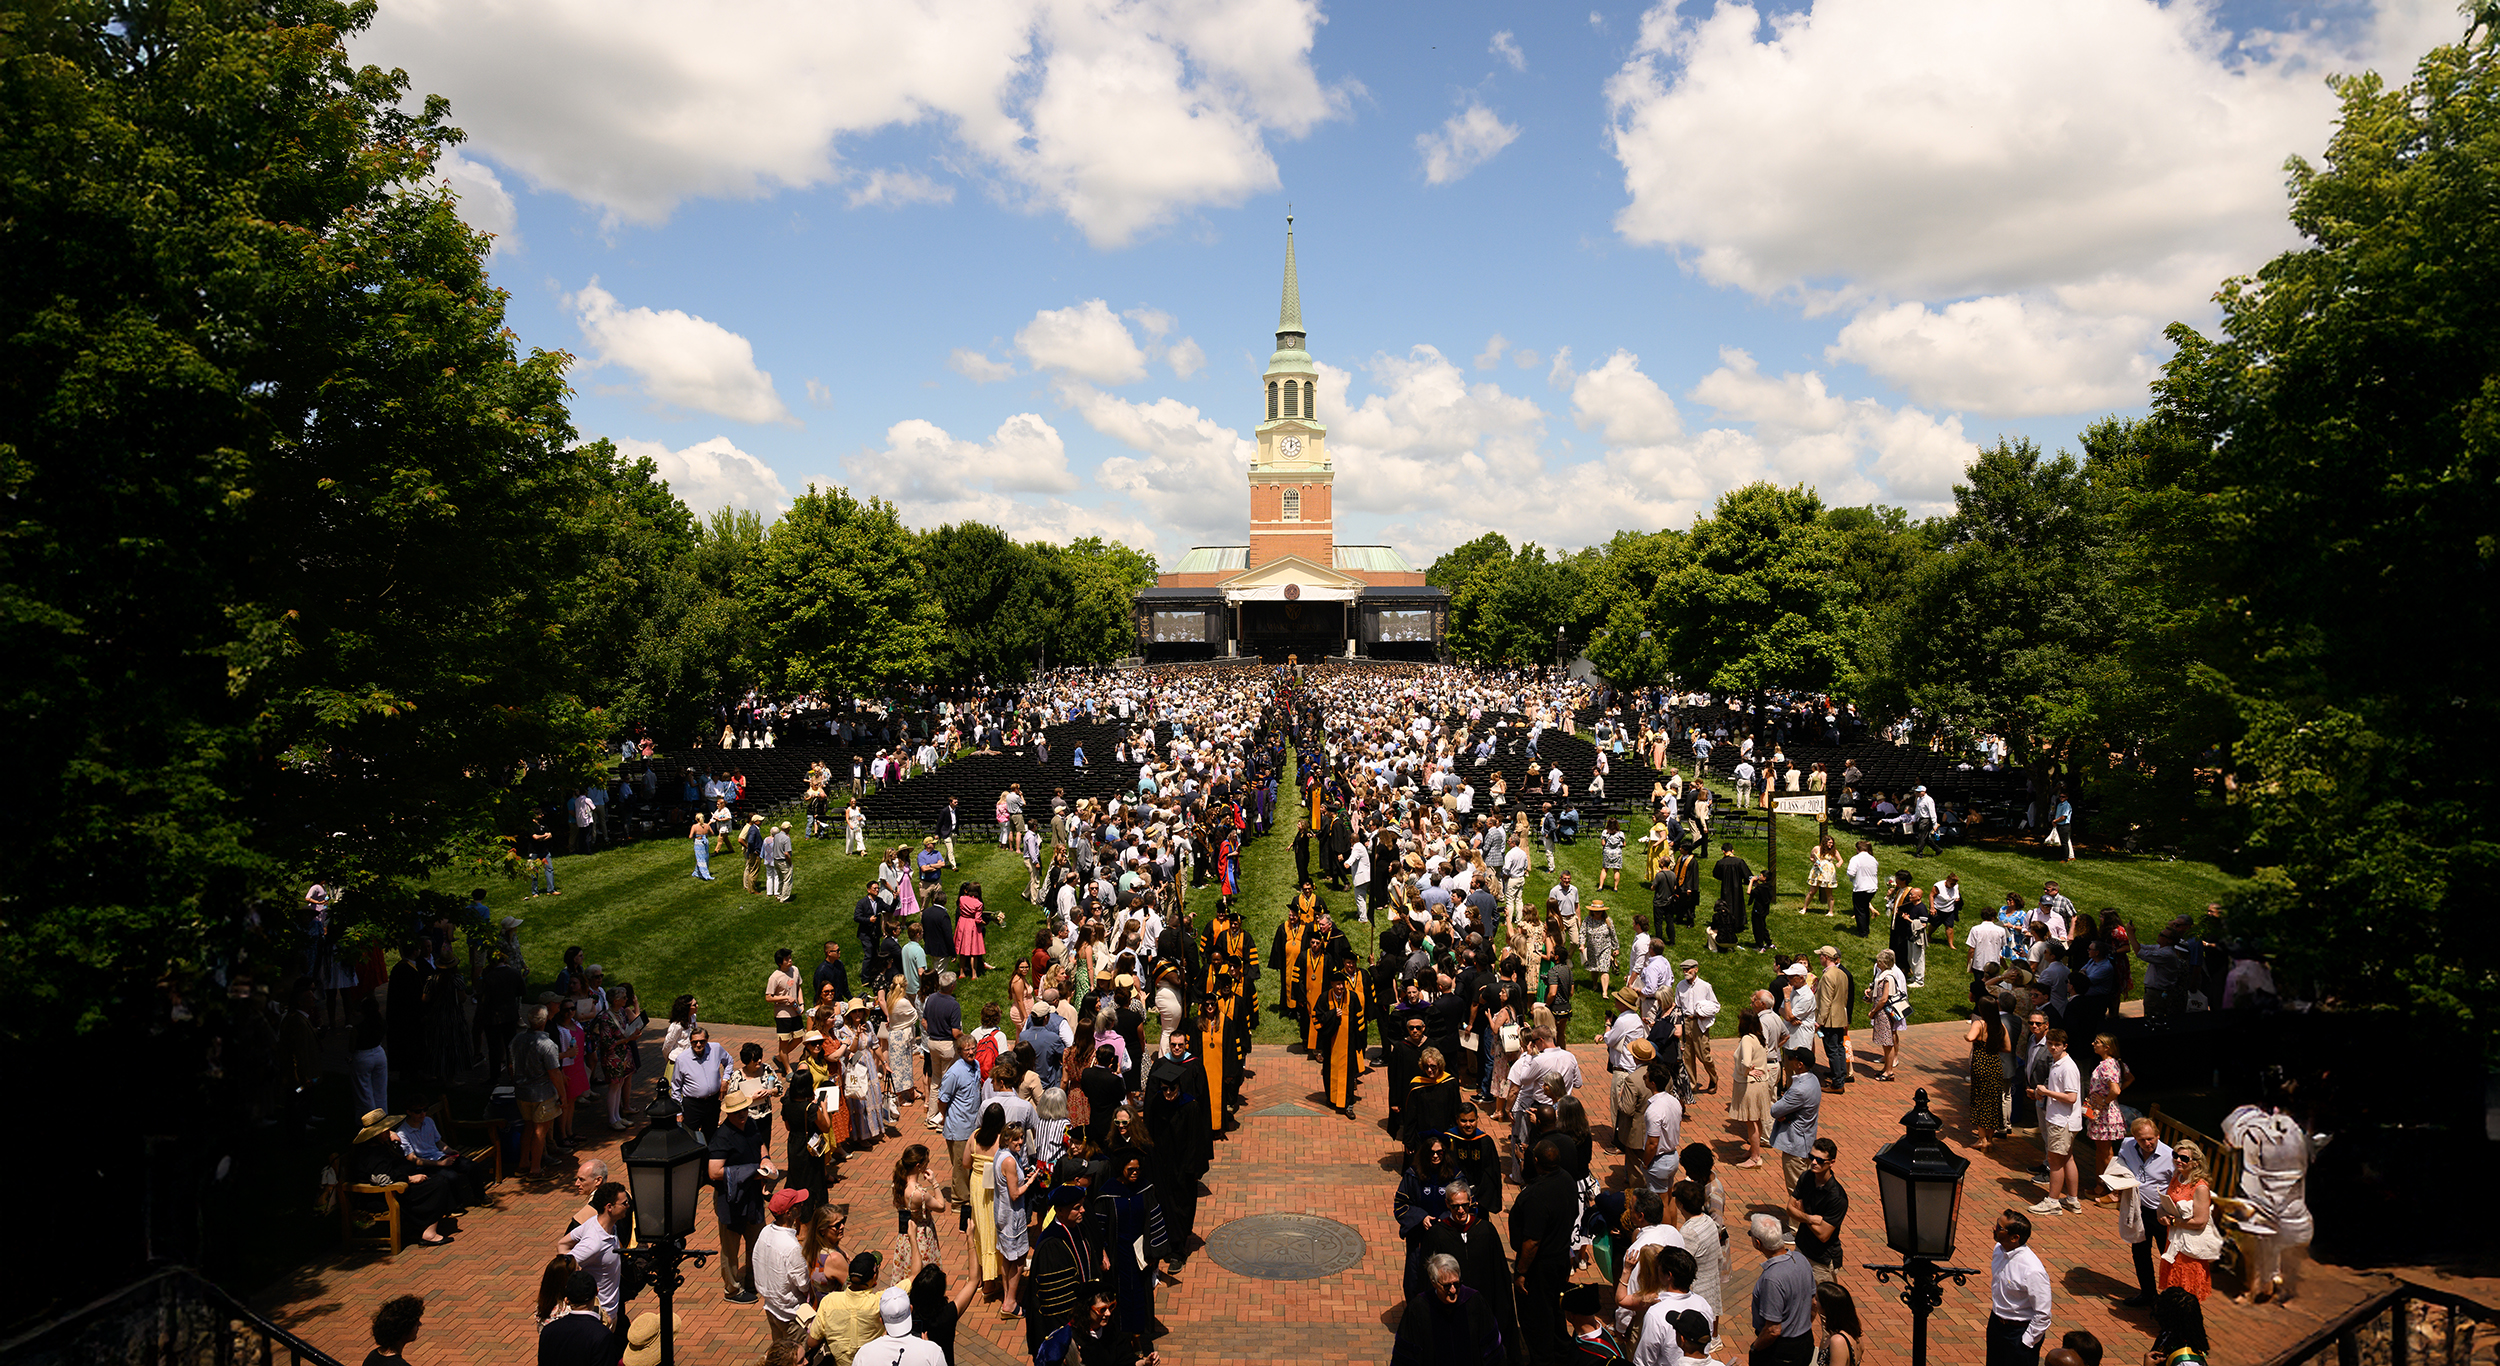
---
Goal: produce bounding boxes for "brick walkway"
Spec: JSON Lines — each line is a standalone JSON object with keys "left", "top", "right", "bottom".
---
{"left": 260, "top": 1018, "right": 2422, "bottom": 1366}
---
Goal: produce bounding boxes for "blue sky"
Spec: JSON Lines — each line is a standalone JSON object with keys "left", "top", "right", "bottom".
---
{"left": 359, "top": 0, "right": 2463, "bottom": 567}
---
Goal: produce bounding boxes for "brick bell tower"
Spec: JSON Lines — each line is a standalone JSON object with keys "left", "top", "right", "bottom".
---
{"left": 1247, "top": 215, "right": 1333, "bottom": 571}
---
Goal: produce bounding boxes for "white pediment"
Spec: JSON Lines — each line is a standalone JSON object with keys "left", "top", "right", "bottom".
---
{"left": 1219, "top": 554, "right": 1365, "bottom": 600}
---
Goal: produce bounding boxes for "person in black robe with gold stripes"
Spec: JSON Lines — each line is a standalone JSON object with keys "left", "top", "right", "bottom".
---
{"left": 1271, "top": 900, "right": 1315, "bottom": 1029}
{"left": 1302, "top": 907, "right": 1353, "bottom": 1053}
{"left": 1316, "top": 972, "right": 1368, "bottom": 1115}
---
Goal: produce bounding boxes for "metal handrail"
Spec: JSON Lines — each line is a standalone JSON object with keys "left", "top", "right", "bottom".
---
{"left": 0, "top": 1266, "right": 346, "bottom": 1366}
{"left": 2260, "top": 1279, "right": 2494, "bottom": 1366}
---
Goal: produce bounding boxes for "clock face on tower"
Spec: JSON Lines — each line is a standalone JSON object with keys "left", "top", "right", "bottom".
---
{"left": 1279, "top": 436, "right": 1303, "bottom": 458}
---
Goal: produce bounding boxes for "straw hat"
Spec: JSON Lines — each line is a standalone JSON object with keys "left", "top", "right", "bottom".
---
{"left": 621, "top": 1312, "right": 672, "bottom": 1366}
{"left": 1630, "top": 1039, "right": 1656, "bottom": 1063}
{"left": 353, "top": 1109, "right": 404, "bottom": 1144}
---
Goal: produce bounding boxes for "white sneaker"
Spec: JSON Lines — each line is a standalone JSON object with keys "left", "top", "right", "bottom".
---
{"left": 2028, "top": 1198, "right": 2063, "bottom": 1215}
{"left": 2061, "top": 1197, "right": 2083, "bottom": 1213}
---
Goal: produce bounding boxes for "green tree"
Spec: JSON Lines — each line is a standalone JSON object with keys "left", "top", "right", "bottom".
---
{"left": 619, "top": 506, "right": 762, "bottom": 746}
{"left": 741, "top": 485, "right": 946, "bottom": 696}
{"left": 1428, "top": 531, "right": 1512, "bottom": 596}
{"left": 1038, "top": 536, "right": 1160, "bottom": 667}
{"left": 0, "top": 0, "right": 614, "bottom": 1045}
{"left": 1448, "top": 543, "right": 1583, "bottom": 665}
{"left": 922, "top": 522, "right": 1050, "bottom": 681}
{"left": 553, "top": 441, "right": 703, "bottom": 731}
{"left": 1878, "top": 441, "right": 2145, "bottom": 775}
{"left": 1652, "top": 483, "right": 1859, "bottom": 705}
{"left": 2146, "top": 20, "right": 2500, "bottom": 1040}
{"left": 1580, "top": 529, "right": 1685, "bottom": 683}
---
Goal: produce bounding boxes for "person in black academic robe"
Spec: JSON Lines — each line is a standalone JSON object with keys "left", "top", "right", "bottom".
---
{"left": 1395, "top": 1141, "right": 1457, "bottom": 1298}
{"left": 1422, "top": 1196, "right": 1521, "bottom": 1366}
{"left": 1144, "top": 1057, "right": 1211, "bottom": 1264}
{"left": 1391, "top": 1281, "right": 1505, "bottom": 1366}
{"left": 1023, "top": 1186, "right": 1094, "bottom": 1355}
{"left": 1401, "top": 1054, "right": 1463, "bottom": 1153}
{"left": 1316, "top": 975, "right": 1368, "bottom": 1114}
{"left": 1447, "top": 1105, "right": 1505, "bottom": 1216}
{"left": 1386, "top": 1015, "right": 1429, "bottom": 1134}
{"left": 1085, "top": 1151, "right": 1171, "bottom": 1336}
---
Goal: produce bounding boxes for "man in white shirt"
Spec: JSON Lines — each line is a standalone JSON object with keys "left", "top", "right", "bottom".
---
{"left": 1642, "top": 1084, "right": 1685, "bottom": 1192}
{"left": 755, "top": 1187, "right": 813, "bottom": 1350}
{"left": 1987, "top": 1210, "right": 2053, "bottom": 1366}
{"left": 2036, "top": 882, "right": 2076, "bottom": 943}
{"left": 1845, "top": 842, "right": 1880, "bottom": 938}
{"left": 1967, "top": 914, "right": 2009, "bottom": 989}
{"left": 1910, "top": 784, "right": 1940, "bottom": 857}
{"left": 1632, "top": 1253, "right": 1715, "bottom": 1366}
{"left": 1501, "top": 841, "right": 1530, "bottom": 913}
{"left": 1779, "top": 964, "right": 1818, "bottom": 1054}
{"left": 2027, "top": 1030, "right": 2085, "bottom": 1215}
{"left": 1674, "top": 960, "right": 1721, "bottom": 1092}
{"left": 1603, "top": 996, "right": 1647, "bottom": 1072}
{"left": 570, "top": 1181, "right": 630, "bottom": 1322}
{"left": 1346, "top": 838, "right": 1372, "bottom": 921}
{"left": 1505, "top": 1025, "right": 1582, "bottom": 1180}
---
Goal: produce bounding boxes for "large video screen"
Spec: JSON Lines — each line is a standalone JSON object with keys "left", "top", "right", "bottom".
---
{"left": 1150, "top": 611, "right": 1210, "bottom": 643}
{"left": 1376, "top": 609, "right": 1436, "bottom": 642}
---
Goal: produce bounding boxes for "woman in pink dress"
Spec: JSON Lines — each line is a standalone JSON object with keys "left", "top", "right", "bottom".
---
{"left": 954, "top": 881, "right": 990, "bottom": 979}
{"left": 552, "top": 997, "right": 592, "bottom": 1149}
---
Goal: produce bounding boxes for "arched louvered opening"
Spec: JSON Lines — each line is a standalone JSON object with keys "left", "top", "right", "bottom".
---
{"left": 1282, "top": 488, "right": 1301, "bottom": 521}
{"left": 1267, "top": 380, "right": 1278, "bottom": 420}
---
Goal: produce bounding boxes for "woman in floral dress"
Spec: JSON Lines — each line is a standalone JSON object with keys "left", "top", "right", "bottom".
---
{"left": 2083, "top": 1033, "right": 2133, "bottom": 1204}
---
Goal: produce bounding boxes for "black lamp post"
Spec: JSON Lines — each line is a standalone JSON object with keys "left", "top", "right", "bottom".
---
{"left": 1863, "top": 1088, "right": 1978, "bottom": 1366}
{"left": 622, "top": 1093, "right": 714, "bottom": 1366}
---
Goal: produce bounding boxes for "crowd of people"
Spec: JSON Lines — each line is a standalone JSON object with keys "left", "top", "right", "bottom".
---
{"left": 324, "top": 662, "right": 2319, "bottom": 1366}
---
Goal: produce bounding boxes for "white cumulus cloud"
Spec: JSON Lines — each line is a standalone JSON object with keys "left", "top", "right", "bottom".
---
{"left": 359, "top": 0, "right": 1347, "bottom": 246}
{"left": 613, "top": 434, "right": 790, "bottom": 515}
{"left": 1474, "top": 334, "right": 1510, "bottom": 370}
{"left": 571, "top": 279, "right": 796, "bottom": 426}
{"left": 1827, "top": 296, "right": 2161, "bottom": 416}
{"left": 434, "top": 148, "right": 519, "bottom": 255}
{"left": 1571, "top": 350, "right": 1682, "bottom": 445}
{"left": 1017, "top": 300, "right": 1149, "bottom": 385}
{"left": 1418, "top": 104, "right": 1521, "bottom": 185}
{"left": 1604, "top": 0, "right": 2455, "bottom": 416}
{"left": 949, "top": 349, "right": 1019, "bottom": 384}
{"left": 1066, "top": 384, "right": 1256, "bottom": 539}
{"left": 847, "top": 168, "right": 955, "bottom": 209}
{"left": 845, "top": 413, "right": 1155, "bottom": 545}
{"left": 1491, "top": 30, "right": 1526, "bottom": 70}
{"left": 1166, "top": 338, "right": 1207, "bottom": 379}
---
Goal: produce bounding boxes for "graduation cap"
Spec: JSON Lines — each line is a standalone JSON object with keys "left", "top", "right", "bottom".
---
{"left": 1148, "top": 1055, "right": 1197, "bottom": 1095}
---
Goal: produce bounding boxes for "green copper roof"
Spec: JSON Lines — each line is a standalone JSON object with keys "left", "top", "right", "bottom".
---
{"left": 1278, "top": 217, "right": 1302, "bottom": 336}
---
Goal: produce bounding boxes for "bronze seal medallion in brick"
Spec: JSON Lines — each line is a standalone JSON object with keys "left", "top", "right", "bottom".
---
{"left": 1203, "top": 1212, "right": 1366, "bottom": 1280}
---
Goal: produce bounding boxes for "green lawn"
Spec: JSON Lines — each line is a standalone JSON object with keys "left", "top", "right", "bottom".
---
{"left": 441, "top": 761, "right": 2245, "bottom": 1045}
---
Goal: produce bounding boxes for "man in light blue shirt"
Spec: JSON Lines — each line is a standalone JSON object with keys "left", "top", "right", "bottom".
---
{"left": 1768, "top": 1049, "right": 1823, "bottom": 1193}
{"left": 936, "top": 1046, "right": 982, "bottom": 1207}
{"left": 898, "top": 926, "right": 927, "bottom": 996}
{"left": 2114, "top": 1118, "right": 2176, "bottom": 1306}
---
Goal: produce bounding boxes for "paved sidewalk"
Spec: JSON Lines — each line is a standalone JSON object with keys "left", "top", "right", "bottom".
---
{"left": 260, "top": 1017, "right": 2412, "bottom": 1366}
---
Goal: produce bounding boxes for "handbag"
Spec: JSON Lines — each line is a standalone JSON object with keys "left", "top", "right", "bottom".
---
{"left": 1499, "top": 1022, "right": 1523, "bottom": 1052}
{"left": 2043, "top": 827, "right": 2063, "bottom": 848}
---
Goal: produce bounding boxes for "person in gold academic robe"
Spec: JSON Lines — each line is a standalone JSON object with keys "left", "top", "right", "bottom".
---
{"left": 1302, "top": 909, "right": 1355, "bottom": 1052}
{"left": 1272, "top": 900, "right": 1315, "bottom": 1025}
{"left": 1201, "top": 901, "right": 1258, "bottom": 1001}
{"left": 1316, "top": 972, "right": 1369, "bottom": 1115}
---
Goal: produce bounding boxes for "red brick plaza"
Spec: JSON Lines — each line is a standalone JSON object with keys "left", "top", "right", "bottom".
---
{"left": 263, "top": 1017, "right": 2416, "bottom": 1366}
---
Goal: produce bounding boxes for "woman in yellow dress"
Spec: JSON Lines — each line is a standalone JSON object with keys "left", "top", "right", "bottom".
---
{"left": 968, "top": 1102, "right": 1007, "bottom": 1285}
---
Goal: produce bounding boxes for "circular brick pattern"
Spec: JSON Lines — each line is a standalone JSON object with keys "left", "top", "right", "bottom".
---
{"left": 1204, "top": 1212, "right": 1366, "bottom": 1281}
